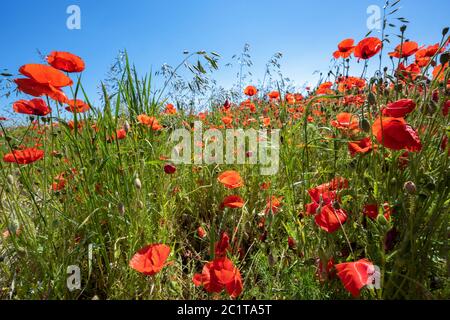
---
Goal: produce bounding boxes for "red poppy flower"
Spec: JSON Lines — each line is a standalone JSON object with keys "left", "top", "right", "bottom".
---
{"left": 107, "top": 129, "right": 127, "bottom": 142}
{"left": 415, "top": 44, "right": 440, "bottom": 67}
{"left": 268, "top": 91, "right": 280, "bottom": 100}
{"left": 221, "top": 195, "right": 245, "bottom": 209}
{"left": 335, "top": 259, "right": 375, "bottom": 297}
{"left": 67, "top": 120, "right": 84, "bottom": 131}
{"left": 193, "top": 257, "right": 243, "bottom": 298}
{"left": 265, "top": 196, "right": 283, "bottom": 214}
{"left": 333, "top": 39, "right": 355, "bottom": 59}
{"left": 372, "top": 117, "right": 422, "bottom": 152}
{"left": 13, "top": 98, "right": 51, "bottom": 116}
{"left": 47, "top": 51, "right": 85, "bottom": 73}
{"left": 193, "top": 261, "right": 224, "bottom": 294}
{"left": 137, "top": 114, "right": 163, "bottom": 130}
{"left": 129, "top": 244, "right": 170, "bottom": 276}
{"left": 348, "top": 137, "right": 373, "bottom": 157}
{"left": 331, "top": 113, "right": 360, "bottom": 131}
{"left": 443, "top": 100, "right": 449, "bottom": 117}
{"left": 212, "top": 257, "right": 243, "bottom": 298}
{"left": 115, "top": 128, "right": 127, "bottom": 140}
{"left": 3, "top": 147, "right": 44, "bottom": 165}
{"left": 337, "top": 76, "right": 366, "bottom": 93}
{"left": 222, "top": 116, "right": 233, "bottom": 125}
{"left": 288, "top": 237, "right": 296, "bottom": 249}
{"left": 164, "top": 103, "right": 177, "bottom": 115}
{"left": 65, "top": 99, "right": 90, "bottom": 113}
{"left": 285, "top": 93, "right": 296, "bottom": 104}
{"left": 52, "top": 173, "right": 67, "bottom": 191}
{"left": 382, "top": 99, "right": 416, "bottom": 118}
{"left": 354, "top": 37, "right": 382, "bottom": 60}
{"left": 396, "top": 62, "right": 421, "bottom": 81}
{"left": 389, "top": 41, "right": 420, "bottom": 58}
{"left": 244, "top": 85, "right": 258, "bottom": 97}
{"left": 314, "top": 204, "right": 348, "bottom": 233}
{"left": 432, "top": 63, "right": 448, "bottom": 81}
{"left": 305, "top": 177, "right": 348, "bottom": 215}
{"left": 415, "top": 49, "right": 432, "bottom": 67}
{"left": 215, "top": 232, "right": 231, "bottom": 257}
{"left": 164, "top": 163, "right": 177, "bottom": 174}
{"left": 218, "top": 170, "right": 244, "bottom": 189}
{"left": 197, "top": 226, "right": 207, "bottom": 238}
{"left": 363, "top": 203, "right": 392, "bottom": 220}
{"left": 262, "top": 117, "right": 271, "bottom": 127}
{"left": 14, "top": 78, "right": 68, "bottom": 103}
{"left": 19, "top": 64, "right": 73, "bottom": 87}
{"left": 317, "top": 82, "right": 333, "bottom": 95}
{"left": 317, "top": 257, "right": 336, "bottom": 281}
{"left": 260, "top": 182, "right": 271, "bottom": 190}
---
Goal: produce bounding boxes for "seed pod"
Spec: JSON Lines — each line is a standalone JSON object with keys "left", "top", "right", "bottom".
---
{"left": 6, "top": 174, "right": 14, "bottom": 185}
{"left": 404, "top": 181, "right": 417, "bottom": 194}
{"left": 134, "top": 177, "right": 142, "bottom": 190}
{"left": 440, "top": 52, "right": 450, "bottom": 65}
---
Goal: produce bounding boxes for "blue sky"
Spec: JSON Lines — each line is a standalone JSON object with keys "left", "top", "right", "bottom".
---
{"left": 1, "top": 0, "right": 449, "bottom": 115}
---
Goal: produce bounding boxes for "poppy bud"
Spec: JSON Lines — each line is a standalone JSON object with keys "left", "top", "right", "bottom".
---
{"left": 6, "top": 174, "right": 14, "bottom": 185}
{"left": 260, "top": 230, "right": 267, "bottom": 242}
{"left": 432, "top": 90, "right": 439, "bottom": 103}
{"left": 443, "top": 27, "right": 449, "bottom": 37}
{"left": 137, "top": 200, "right": 144, "bottom": 209}
{"left": 440, "top": 52, "right": 450, "bottom": 65}
{"left": 164, "top": 163, "right": 177, "bottom": 174}
{"left": 404, "top": 181, "right": 416, "bottom": 194}
{"left": 400, "top": 25, "right": 407, "bottom": 33}
{"left": 197, "top": 226, "right": 207, "bottom": 238}
{"left": 134, "top": 177, "right": 142, "bottom": 190}
{"left": 288, "top": 237, "right": 296, "bottom": 250}
{"left": 118, "top": 203, "right": 125, "bottom": 215}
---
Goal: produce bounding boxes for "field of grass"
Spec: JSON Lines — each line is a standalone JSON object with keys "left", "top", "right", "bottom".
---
{"left": 0, "top": 22, "right": 449, "bottom": 300}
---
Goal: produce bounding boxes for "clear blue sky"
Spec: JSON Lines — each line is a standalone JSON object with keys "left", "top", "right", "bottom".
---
{"left": 1, "top": 0, "right": 449, "bottom": 115}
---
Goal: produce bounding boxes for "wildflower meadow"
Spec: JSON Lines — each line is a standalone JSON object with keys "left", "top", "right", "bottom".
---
{"left": 0, "top": 0, "right": 449, "bottom": 301}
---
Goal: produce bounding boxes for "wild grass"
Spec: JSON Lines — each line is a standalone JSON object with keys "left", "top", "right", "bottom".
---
{"left": 0, "top": 24, "right": 449, "bottom": 300}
